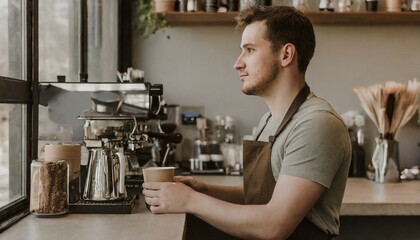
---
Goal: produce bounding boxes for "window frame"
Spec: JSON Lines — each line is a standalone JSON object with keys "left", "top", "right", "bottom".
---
{"left": 0, "top": 0, "right": 37, "bottom": 232}
{"left": 0, "top": 0, "right": 132, "bottom": 232}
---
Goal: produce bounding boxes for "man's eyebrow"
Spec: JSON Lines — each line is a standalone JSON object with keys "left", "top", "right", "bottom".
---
{"left": 240, "top": 43, "right": 255, "bottom": 49}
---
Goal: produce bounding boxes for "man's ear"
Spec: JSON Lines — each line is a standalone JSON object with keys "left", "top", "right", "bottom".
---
{"left": 279, "top": 43, "right": 296, "bottom": 68}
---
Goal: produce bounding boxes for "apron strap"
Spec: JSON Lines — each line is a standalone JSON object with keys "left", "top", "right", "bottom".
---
{"left": 254, "top": 113, "right": 272, "bottom": 141}
{"left": 268, "top": 84, "right": 311, "bottom": 143}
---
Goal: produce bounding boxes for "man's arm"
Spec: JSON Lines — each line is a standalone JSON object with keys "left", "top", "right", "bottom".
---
{"left": 190, "top": 175, "right": 325, "bottom": 239}
{"left": 202, "top": 184, "right": 244, "bottom": 204}
{"left": 145, "top": 175, "right": 325, "bottom": 240}
{"left": 174, "top": 176, "right": 244, "bottom": 204}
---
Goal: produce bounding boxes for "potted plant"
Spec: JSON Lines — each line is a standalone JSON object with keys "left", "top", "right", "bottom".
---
{"left": 134, "top": 0, "right": 172, "bottom": 39}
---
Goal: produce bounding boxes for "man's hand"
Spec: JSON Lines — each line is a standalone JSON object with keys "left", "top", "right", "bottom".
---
{"left": 142, "top": 181, "right": 195, "bottom": 213}
{"left": 174, "top": 176, "right": 208, "bottom": 193}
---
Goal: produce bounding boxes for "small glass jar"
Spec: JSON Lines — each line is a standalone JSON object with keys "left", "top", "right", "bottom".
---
{"left": 30, "top": 159, "right": 69, "bottom": 216}
{"left": 44, "top": 144, "right": 81, "bottom": 203}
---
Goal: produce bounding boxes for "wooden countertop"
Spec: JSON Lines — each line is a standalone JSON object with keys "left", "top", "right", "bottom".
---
{"left": 1, "top": 196, "right": 186, "bottom": 240}
{"left": 3, "top": 176, "right": 420, "bottom": 239}
{"left": 197, "top": 176, "right": 420, "bottom": 216}
{"left": 341, "top": 178, "right": 420, "bottom": 216}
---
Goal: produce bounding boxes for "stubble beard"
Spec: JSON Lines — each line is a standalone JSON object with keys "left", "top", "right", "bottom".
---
{"left": 241, "top": 58, "right": 280, "bottom": 96}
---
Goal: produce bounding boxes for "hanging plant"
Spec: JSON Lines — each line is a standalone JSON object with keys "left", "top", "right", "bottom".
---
{"left": 134, "top": 0, "right": 171, "bottom": 39}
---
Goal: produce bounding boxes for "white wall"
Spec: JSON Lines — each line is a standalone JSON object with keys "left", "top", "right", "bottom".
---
{"left": 132, "top": 23, "right": 420, "bottom": 168}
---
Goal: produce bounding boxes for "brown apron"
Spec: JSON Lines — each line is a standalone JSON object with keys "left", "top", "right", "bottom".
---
{"left": 243, "top": 84, "right": 332, "bottom": 240}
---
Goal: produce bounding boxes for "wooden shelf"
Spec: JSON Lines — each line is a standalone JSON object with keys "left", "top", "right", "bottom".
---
{"left": 163, "top": 12, "right": 420, "bottom": 25}
{"left": 308, "top": 12, "right": 420, "bottom": 25}
{"left": 165, "top": 12, "right": 238, "bottom": 25}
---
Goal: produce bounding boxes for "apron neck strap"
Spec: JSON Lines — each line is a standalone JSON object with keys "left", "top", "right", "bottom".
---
{"left": 254, "top": 113, "right": 272, "bottom": 141}
{"left": 268, "top": 84, "right": 311, "bottom": 143}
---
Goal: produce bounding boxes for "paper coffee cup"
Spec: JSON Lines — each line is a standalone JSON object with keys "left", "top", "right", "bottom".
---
{"left": 142, "top": 167, "right": 175, "bottom": 182}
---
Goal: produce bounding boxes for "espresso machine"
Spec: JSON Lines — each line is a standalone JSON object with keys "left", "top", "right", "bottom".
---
{"left": 39, "top": 82, "right": 182, "bottom": 204}
{"left": 155, "top": 104, "right": 181, "bottom": 167}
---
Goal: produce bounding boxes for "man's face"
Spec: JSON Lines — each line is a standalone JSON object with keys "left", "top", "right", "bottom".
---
{"left": 234, "top": 21, "right": 280, "bottom": 96}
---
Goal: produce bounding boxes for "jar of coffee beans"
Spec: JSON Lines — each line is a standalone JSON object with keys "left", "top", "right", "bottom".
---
{"left": 30, "top": 159, "right": 69, "bottom": 216}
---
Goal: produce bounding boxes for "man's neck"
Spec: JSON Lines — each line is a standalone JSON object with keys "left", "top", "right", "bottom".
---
{"left": 263, "top": 76, "right": 306, "bottom": 119}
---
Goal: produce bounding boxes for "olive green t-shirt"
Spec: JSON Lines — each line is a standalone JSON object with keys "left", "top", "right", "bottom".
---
{"left": 254, "top": 93, "right": 351, "bottom": 236}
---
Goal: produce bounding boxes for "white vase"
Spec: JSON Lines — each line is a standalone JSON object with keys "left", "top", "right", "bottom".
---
{"left": 371, "top": 138, "right": 400, "bottom": 183}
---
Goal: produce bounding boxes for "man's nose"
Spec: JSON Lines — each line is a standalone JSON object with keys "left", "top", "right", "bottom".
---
{"left": 233, "top": 56, "right": 244, "bottom": 70}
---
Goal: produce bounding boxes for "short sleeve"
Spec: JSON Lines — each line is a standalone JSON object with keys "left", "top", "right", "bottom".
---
{"left": 279, "top": 111, "right": 350, "bottom": 188}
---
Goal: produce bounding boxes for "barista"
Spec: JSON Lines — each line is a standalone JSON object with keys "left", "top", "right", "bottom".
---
{"left": 143, "top": 5, "right": 351, "bottom": 239}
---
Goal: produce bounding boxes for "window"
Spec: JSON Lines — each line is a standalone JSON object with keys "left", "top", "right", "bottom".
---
{"left": 38, "top": 0, "right": 122, "bottom": 83}
{"left": 37, "top": 0, "right": 125, "bottom": 141}
{"left": 0, "top": 0, "right": 130, "bottom": 232}
{"left": 0, "top": 0, "right": 34, "bottom": 232}
{"left": 0, "top": 1, "right": 24, "bottom": 79}
{"left": 38, "top": 0, "right": 77, "bottom": 82}
{"left": 0, "top": 104, "right": 27, "bottom": 207}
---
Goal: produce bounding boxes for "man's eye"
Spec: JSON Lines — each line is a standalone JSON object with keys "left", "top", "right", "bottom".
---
{"left": 247, "top": 48, "right": 254, "bottom": 53}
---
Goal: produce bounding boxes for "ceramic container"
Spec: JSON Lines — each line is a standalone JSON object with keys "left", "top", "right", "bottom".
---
{"left": 154, "top": 0, "right": 176, "bottom": 13}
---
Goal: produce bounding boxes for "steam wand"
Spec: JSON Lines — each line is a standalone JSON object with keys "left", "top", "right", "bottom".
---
{"left": 161, "top": 143, "right": 171, "bottom": 167}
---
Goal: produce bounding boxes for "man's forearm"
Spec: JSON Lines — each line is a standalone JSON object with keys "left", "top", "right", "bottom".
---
{"left": 202, "top": 185, "right": 244, "bottom": 204}
{"left": 186, "top": 191, "right": 291, "bottom": 240}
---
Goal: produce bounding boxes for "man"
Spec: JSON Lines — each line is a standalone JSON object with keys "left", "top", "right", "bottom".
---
{"left": 143, "top": 5, "right": 351, "bottom": 240}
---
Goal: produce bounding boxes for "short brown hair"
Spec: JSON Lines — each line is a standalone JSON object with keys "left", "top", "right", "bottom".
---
{"left": 236, "top": 5, "right": 316, "bottom": 73}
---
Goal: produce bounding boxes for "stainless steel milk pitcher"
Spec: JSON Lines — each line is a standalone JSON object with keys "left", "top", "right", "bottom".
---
{"left": 83, "top": 148, "right": 126, "bottom": 201}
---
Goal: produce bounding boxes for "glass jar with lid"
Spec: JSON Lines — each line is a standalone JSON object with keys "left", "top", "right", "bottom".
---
{"left": 30, "top": 159, "right": 69, "bottom": 216}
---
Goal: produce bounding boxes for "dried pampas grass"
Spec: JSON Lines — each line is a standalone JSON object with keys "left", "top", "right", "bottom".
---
{"left": 353, "top": 78, "right": 420, "bottom": 139}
